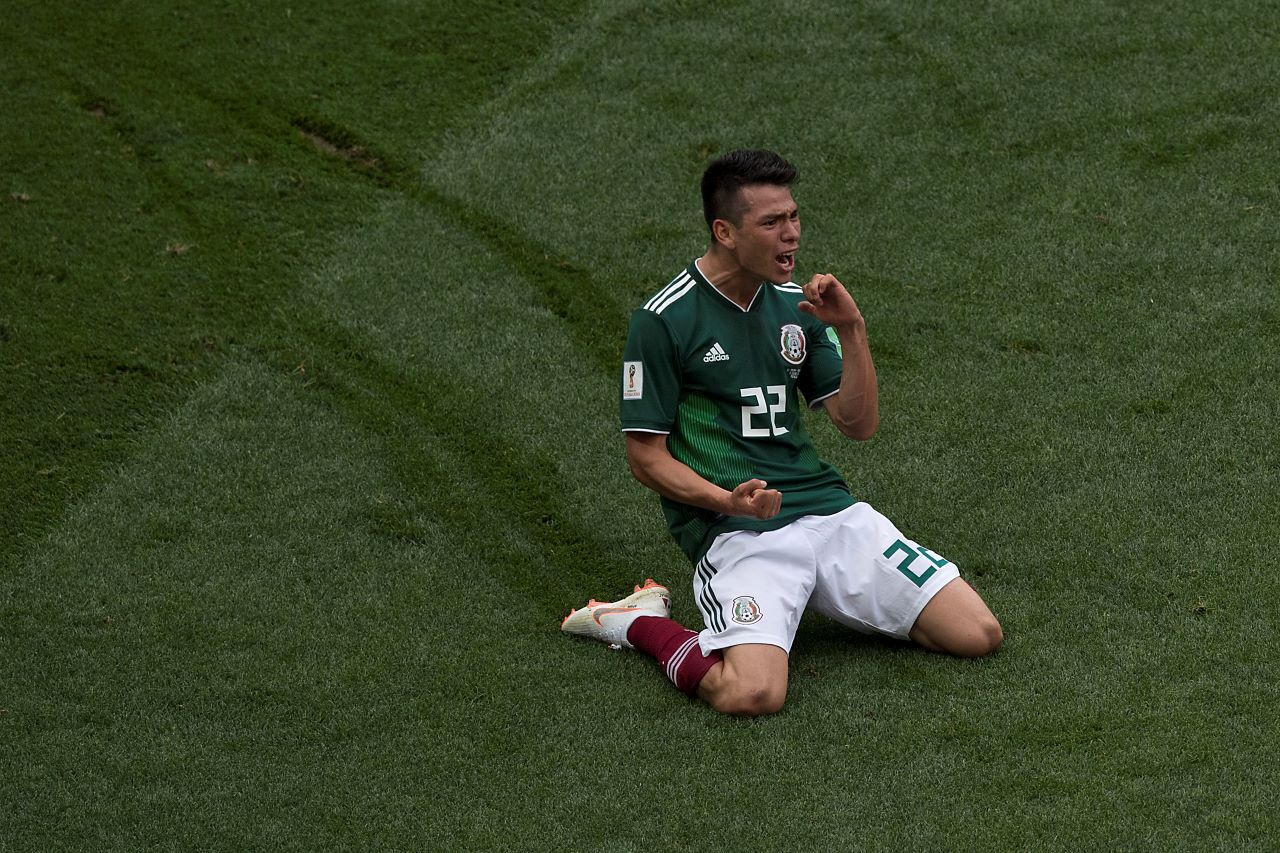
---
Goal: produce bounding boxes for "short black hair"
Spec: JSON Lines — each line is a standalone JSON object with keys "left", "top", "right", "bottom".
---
{"left": 701, "top": 149, "right": 798, "bottom": 232}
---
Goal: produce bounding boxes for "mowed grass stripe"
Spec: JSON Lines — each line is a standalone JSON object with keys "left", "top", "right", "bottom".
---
{"left": 0, "top": 37, "right": 376, "bottom": 563}
{"left": 0, "top": 355, "right": 547, "bottom": 847}
{"left": 292, "top": 192, "right": 683, "bottom": 599}
{"left": 0, "top": 60, "right": 627, "bottom": 570}
{"left": 0, "top": 0, "right": 592, "bottom": 565}
{"left": 277, "top": 313, "right": 644, "bottom": 612}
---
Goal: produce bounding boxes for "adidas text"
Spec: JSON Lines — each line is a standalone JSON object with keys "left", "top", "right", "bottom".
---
{"left": 703, "top": 343, "right": 730, "bottom": 363}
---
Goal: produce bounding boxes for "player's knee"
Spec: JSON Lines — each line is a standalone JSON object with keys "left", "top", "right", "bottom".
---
{"left": 711, "top": 680, "right": 787, "bottom": 717}
{"left": 959, "top": 615, "right": 1003, "bottom": 658}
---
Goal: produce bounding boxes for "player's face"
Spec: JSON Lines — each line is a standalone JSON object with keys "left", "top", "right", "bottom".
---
{"left": 726, "top": 184, "right": 800, "bottom": 284}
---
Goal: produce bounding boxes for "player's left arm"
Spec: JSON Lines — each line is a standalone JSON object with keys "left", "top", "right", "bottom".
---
{"left": 798, "top": 273, "right": 879, "bottom": 441}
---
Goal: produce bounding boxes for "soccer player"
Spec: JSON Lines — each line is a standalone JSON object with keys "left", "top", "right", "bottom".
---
{"left": 562, "top": 149, "right": 1002, "bottom": 716}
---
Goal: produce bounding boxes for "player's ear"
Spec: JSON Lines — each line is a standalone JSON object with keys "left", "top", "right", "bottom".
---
{"left": 712, "top": 218, "right": 735, "bottom": 250}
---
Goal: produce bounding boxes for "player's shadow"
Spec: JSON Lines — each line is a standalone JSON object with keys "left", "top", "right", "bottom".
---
{"left": 789, "top": 611, "right": 915, "bottom": 664}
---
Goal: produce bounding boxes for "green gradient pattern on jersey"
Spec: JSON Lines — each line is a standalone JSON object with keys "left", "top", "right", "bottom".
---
{"left": 791, "top": 419, "right": 824, "bottom": 472}
{"left": 667, "top": 393, "right": 754, "bottom": 488}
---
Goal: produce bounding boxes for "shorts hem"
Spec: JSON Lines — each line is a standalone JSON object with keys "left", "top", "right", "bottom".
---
{"left": 698, "top": 632, "right": 792, "bottom": 657}
{"left": 889, "top": 565, "right": 961, "bottom": 640}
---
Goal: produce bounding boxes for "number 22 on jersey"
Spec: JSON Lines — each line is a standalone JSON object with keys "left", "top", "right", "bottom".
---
{"left": 740, "top": 386, "right": 789, "bottom": 437}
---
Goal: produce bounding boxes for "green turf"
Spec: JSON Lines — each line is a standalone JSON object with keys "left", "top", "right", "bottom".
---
{"left": 3, "top": 0, "right": 1278, "bottom": 848}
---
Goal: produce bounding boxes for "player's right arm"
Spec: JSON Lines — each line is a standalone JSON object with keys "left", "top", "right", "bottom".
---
{"left": 625, "top": 432, "right": 781, "bottom": 520}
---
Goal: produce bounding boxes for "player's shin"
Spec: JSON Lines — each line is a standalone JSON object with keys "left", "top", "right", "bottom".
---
{"left": 627, "top": 616, "right": 723, "bottom": 696}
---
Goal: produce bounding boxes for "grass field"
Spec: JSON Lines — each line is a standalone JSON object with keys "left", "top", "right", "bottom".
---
{"left": 3, "top": 0, "right": 1278, "bottom": 849}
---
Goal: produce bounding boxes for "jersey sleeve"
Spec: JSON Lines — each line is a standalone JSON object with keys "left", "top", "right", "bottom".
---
{"left": 619, "top": 308, "right": 682, "bottom": 432}
{"left": 797, "top": 322, "right": 843, "bottom": 409}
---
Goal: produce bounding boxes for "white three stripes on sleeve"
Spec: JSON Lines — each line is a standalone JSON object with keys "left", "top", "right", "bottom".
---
{"left": 643, "top": 273, "right": 690, "bottom": 311}
{"left": 645, "top": 273, "right": 696, "bottom": 314}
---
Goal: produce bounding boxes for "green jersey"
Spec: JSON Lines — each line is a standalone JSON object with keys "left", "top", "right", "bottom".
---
{"left": 620, "top": 260, "right": 855, "bottom": 562}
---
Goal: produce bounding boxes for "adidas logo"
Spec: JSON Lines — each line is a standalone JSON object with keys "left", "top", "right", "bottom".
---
{"left": 703, "top": 342, "right": 730, "bottom": 363}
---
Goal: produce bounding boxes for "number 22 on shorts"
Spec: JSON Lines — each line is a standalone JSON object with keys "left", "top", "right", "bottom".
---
{"left": 883, "top": 539, "right": 950, "bottom": 588}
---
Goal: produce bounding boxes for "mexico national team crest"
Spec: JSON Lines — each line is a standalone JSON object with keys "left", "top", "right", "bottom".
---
{"left": 731, "top": 596, "right": 764, "bottom": 625}
{"left": 779, "top": 323, "right": 806, "bottom": 365}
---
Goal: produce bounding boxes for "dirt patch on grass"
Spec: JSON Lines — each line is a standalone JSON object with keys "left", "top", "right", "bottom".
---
{"left": 83, "top": 100, "right": 110, "bottom": 120}
{"left": 292, "top": 119, "right": 384, "bottom": 172}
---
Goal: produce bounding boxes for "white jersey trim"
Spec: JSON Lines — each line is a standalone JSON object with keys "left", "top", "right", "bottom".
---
{"left": 620, "top": 427, "right": 672, "bottom": 434}
{"left": 808, "top": 386, "right": 841, "bottom": 409}
{"left": 694, "top": 259, "right": 763, "bottom": 313}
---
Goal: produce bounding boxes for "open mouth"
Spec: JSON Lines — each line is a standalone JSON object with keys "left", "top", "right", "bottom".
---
{"left": 777, "top": 251, "right": 796, "bottom": 273}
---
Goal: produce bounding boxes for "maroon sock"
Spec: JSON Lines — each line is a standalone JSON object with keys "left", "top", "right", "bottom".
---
{"left": 627, "top": 616, "right": 722, "bottom": 697}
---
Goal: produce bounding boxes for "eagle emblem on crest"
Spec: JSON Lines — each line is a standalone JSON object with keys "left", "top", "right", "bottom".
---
{"left": 731, "top": 596, "right": 763, "bottom": 625}
{"left": 779, "top": 324, "right": 806, "bottom": 365}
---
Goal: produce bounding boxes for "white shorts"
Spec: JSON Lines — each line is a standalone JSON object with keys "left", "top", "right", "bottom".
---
{"left": 693, "top": 502, "right": 961, "bottom": 654}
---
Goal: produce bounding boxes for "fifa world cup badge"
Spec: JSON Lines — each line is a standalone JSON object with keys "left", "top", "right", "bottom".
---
{"left": 623, "top": 361, "right": 643, "bottom": 400}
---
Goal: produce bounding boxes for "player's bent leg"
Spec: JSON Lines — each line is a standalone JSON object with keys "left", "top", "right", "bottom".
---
{"left": 696, "top": 643, "right": 789, "bottom": 717}
{"left": 909, "top": 578, "right": 1003, "bottom": 657}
